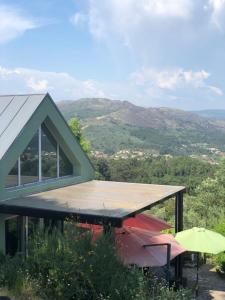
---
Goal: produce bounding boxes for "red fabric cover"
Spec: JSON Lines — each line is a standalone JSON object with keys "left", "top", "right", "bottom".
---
{"left": 76, "top": 219, "right": 184, "bottom": 267}
{"left": 115, "top": 227, "right": 185, "bottom": 267}
{"left": 123, "top": 214, "right": 172, "bottom": 231}
{"left": 77, "top": 213, "right": 172, "bottom": 233}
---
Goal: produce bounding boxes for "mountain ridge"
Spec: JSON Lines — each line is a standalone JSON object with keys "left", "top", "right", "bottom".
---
{"left": 57, "top": 98, "right": 225, "bottom": 158}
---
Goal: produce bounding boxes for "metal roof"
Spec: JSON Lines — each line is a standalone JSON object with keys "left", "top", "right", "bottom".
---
{"left": 0, "top": 180, "right": 185, "bottom": 226}
{"left": 0, "top": 94, "right": 46, "bottom": 160}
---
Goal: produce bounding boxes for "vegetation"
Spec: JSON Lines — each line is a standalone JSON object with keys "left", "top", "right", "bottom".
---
{"left": 0, "top": 224, "right": 191, "bottom": 300}
{"left": 214, "top": 221, "right": 225, "bottom": 274}
{"left": 93, "top": 154, "right": 225, "bottom": 274}
{"left": 4, "top": 112, "right": 225, "bottom": 298}
{"left": 184, "top": 160, "right": 225, "bottom": 228}
{"left": 93, "top": 156, "right": 216, "bottom": 195}
{"left": 68, "top": 118, "right": 91, "bottom": 153}
{"left": 59, "top": 99, "right": 225, "bottom": 157}
{"left": 83, "top": 123, "right": 225, "bottom": 156}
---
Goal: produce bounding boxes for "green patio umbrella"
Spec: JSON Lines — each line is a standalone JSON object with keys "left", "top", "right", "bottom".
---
{"left": 175, "top": 227, "right": 225, "bottom": 296}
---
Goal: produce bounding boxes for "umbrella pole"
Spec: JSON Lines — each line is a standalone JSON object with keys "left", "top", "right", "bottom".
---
{"left": 196, "top": 252, "right": 199, "bottom": 297}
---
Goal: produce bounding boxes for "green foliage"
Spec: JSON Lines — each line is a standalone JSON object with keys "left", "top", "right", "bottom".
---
{"left": 214, "top": 221, "right": 225, "bottom": 237}
{"left": 93, "top": 155, "right": 224, "bottom": 228}
{"left": 59, "top": 98, "right": 225, "bottom": 157}
{"left": 215, "top": 252, "right": 225, "bottom": 274}
{"left": 92, "top": 156, "right": 216, "bottom": 195}
{"left": 0, "top": 224, "right": 191, "bottom": 300}
{"left": 68, "top": 118, "right": 91, "bottom": 153}
{"left": 214, "top": 221, "right": 225, "bottom": 273}
{"left": 184, "top": 160, "right": 225, "bottom": 229}
{"left": 82, "top": 120, "right": 225, "bottom": 156}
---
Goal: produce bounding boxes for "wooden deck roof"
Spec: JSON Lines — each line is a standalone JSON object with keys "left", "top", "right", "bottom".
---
{"left": 0, "top": 180, "right": 185, "bottom": 226}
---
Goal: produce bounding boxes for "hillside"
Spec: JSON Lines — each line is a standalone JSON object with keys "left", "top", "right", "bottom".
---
{"left": 193, "top": 109, "right": 225, "bottom": 120}
{"left": 58, "top": 98, "right": 225, "bottom": 158}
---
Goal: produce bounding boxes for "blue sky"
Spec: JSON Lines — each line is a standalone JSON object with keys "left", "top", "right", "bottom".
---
{"left": 0, "top": 0, "right": 225, "bottom": 110}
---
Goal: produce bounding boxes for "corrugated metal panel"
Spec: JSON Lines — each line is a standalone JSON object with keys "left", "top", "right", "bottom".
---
{"left": 0, "top": 95, "right": 14, "bottom": 115}
{"left": 0, "top": 94, "right": 46, "bottom": 160}
{"left": 0, "top": 95, "right": 28, "bottom": 136}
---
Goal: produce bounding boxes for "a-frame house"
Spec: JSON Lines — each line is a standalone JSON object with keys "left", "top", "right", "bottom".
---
{"left": 0, "top": 93, "right": 94, "bottom": 254}
{"left": 0, "top": 91, "right": 185, "bottom": 289}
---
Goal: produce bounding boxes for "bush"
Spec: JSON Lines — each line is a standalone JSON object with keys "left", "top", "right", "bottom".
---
{"left": 214, "top": 221, "right": 225, "bottom": 273}
{"left": 0, "top": 222, "right": 192, "bottom": 300}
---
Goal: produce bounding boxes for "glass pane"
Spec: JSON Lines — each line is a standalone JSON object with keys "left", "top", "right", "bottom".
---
{"left": 59, "top": 147, "right": 73, "bottom": 177}
{"left": 21, "top": 131, "right": 39, "bottom": 184}
{"left": 41, "top": 124, "right": 57, "bottom": 180}
{"left": 5, "top": 161, "right": 18, "bottom": 188}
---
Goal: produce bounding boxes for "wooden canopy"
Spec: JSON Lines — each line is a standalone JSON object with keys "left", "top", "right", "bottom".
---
{"left": 0, "top": 180, "right": 185, "bottom": 227}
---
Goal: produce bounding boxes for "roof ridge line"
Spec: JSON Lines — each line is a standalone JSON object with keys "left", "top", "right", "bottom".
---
{"left": 0, "top": 93, "right": 46, "bottom": 97}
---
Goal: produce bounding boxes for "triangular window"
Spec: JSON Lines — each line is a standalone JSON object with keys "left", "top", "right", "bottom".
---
{"left": 5, "top": 122, "right": 74, "bottom": 188}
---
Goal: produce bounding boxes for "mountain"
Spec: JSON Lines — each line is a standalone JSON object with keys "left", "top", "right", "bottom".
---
{"left": 57, "top": 98, "right": 225, "bottom": 157}
{"left": 192, "top": 109, "right": 225, "bottom": 120}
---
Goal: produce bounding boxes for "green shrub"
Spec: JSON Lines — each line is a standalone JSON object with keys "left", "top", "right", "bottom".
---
{"left": 0, "top": 222, "right": 192, "bottom": 300}
{"left": 214, "top": 221, "right": 225, "bottom": 273}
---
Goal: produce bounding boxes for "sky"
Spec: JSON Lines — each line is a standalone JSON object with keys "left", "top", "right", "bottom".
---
{"left": 0, "top": 0, "right": 225, "bottom": 110}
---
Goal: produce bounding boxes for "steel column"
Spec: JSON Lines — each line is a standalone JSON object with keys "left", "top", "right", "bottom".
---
{"left": 174, "top": 191, "right": 183, "bottom": 288}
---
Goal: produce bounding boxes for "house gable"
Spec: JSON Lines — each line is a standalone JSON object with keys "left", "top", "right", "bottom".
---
{"left": 0, "top": 93, "right": 94, "bottom": 200}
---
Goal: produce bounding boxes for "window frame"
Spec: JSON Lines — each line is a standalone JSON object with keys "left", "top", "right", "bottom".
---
{"left": 5, "top": 124, "right": 74, "bottom": 189}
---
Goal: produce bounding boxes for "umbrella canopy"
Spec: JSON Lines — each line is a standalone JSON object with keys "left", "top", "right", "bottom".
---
{"left": 116, "top": 227, "right": 186, "bottom": 267}
{"left": 175, "top": 227, "right": 225, "bottom": 254}
{"left": 123, "top": 214, "right": 172, "bottom": 231}
{"left": 76, "top": 217, "right": 184, "bottom": 267}
{"left": 77, "top": 213, "right": 172, "bottom": 232}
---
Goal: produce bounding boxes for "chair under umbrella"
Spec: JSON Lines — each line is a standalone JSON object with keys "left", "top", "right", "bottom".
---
{"left": 175, "top": 227, "right": 225, "bottom": 296}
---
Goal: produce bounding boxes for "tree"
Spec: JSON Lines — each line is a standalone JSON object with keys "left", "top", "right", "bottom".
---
{"left": 184, "top": 159, "right": 225, "bottom": 228}
{"left": 68, "top": 118, "right": 91, "bottom": 153}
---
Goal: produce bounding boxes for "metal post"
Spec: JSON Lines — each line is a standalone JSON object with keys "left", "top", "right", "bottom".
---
{"left": 196, "top": 252, "right": 199, "bottom": 297}
{"left": 103, "top": 224, "right": 111, "bottom": 234}
{"left": 143, "top": 243, "right": 171, "bottom": 284}
{"left": 60, "top": 220, "right": 64, "bottom": 234}
{"left": 175, "top": 191, "right": 183, "bottom": 288}
{"left": 25, "top": 216, "right": 28, "bottom": 257}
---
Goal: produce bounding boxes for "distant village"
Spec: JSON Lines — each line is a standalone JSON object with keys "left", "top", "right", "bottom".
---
{"left": 92, "top": 144, "right": 225, "bottom": 164}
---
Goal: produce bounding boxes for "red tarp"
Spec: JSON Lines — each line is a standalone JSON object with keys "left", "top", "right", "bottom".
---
{"left": 115, "top": 227, "right": 185, "bottom": 267}
{"left": 76, "top": 214, "right": 185, "bottom": 267}
{"left": 123, "top": 213, "right": 172, "bottom": 231}
{"left": 77, "top": 213, "right": 172, "bottom": 233}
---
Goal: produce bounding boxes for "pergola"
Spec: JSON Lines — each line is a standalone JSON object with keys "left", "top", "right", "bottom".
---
{"left": 0, "top": 180, "right": 185, "bottom": 285}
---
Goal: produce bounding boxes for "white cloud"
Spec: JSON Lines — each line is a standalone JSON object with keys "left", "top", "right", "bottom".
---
{"left": 0, "top": 66, "right": 105, "bottom": 100}
{"left": 208, "top": 85, "right": 224, "bottom": 95}
{"left": 27, "top": 78, "right": 49, "bottom": 92}
{"left": 0, "top": 5, "right": 38, "bottom": 44}
{"left": 207, "top": 0, "right": 225, "bottom": 29}
{"left": 130, "top": 68, "right": 211, "bottom": 90}
{"left": 132, "top": 0, "right": 193, "bottom": 18}
{"left": 129, "top": 67, "right": 223, "bottom": 108}
{"left": 70, "top": 12, "right": 87, "bottom": 26}
{"left": 72, "top": 0, "right": 193, "bottom": 42}
{"left": 0, "top": 64, "right": 223, "bottom": 110}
